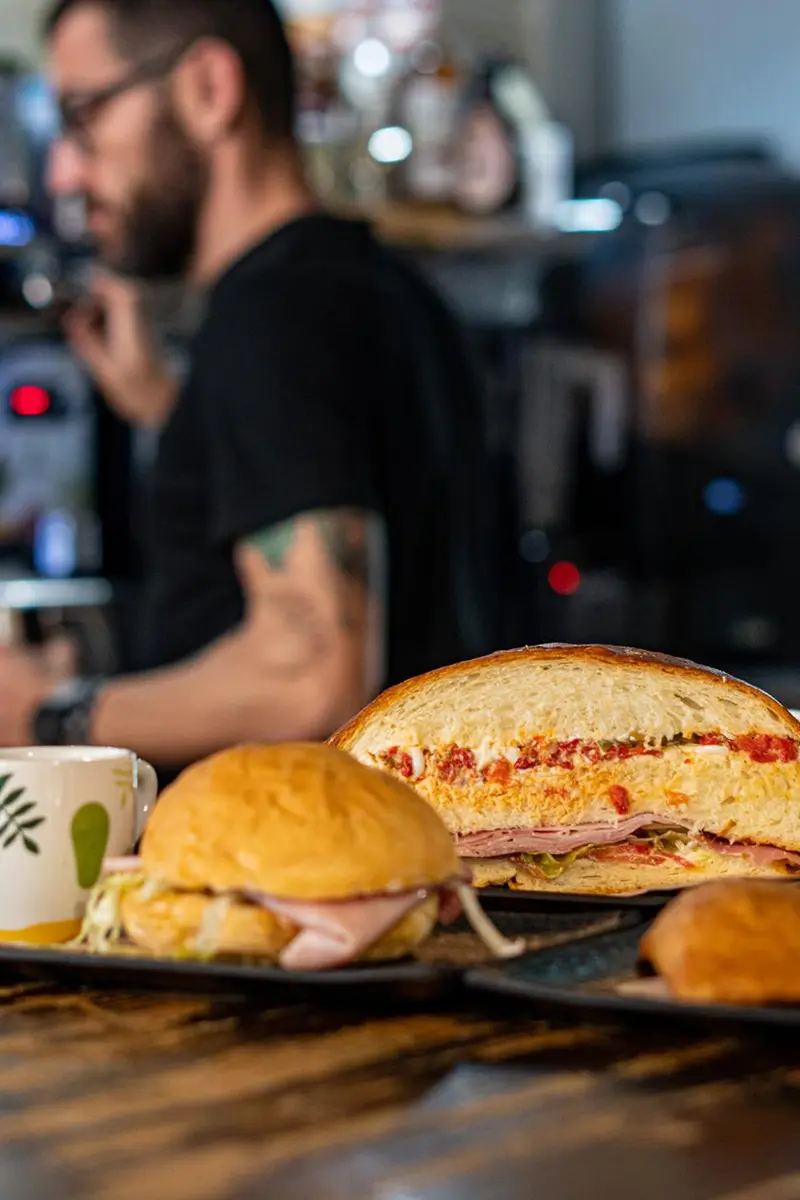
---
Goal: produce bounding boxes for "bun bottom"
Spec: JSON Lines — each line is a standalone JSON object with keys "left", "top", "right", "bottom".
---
{"left": 120, "top": 888, "right": 440, "bottom": 963}
{"left": 467, "top": 851, "right": 796, "bottom": 896}
{"left": 121, "top": 889, "right": 295, "bottom": 960}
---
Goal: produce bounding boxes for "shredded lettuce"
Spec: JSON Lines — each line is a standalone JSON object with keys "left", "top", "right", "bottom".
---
{"left": 71, "top": 873, "right": 231, "bottom": 961}
{"left": 70, "top": 872, "right": 148, "bottom": 954}
{"left": 193, "top": 896, "right": 231, "bottom": 959}
{"left": 644, "top": 830, "right": 691, "bottom": 855}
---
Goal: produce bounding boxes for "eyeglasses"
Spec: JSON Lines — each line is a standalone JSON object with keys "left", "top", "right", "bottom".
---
{"left": 57, "top": 46, "right": 186, "bottom": 153}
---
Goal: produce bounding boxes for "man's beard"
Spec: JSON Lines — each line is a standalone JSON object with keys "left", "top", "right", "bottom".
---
{"left": 91, "top": 105, "right": 209, "bottom": 281}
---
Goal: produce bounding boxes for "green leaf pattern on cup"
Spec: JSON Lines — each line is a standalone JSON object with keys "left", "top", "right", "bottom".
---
{"left": 71, "top": 803, "right": 111, "bottom": 889}
{"left": 0, "top": 774, "right": 46, "bottom": 855}
{"left": 112, "top": 765, "right": 134, "bottom": 809}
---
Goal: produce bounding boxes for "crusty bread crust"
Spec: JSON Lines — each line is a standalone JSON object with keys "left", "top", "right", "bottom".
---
{"left": 332, "top": 645, "right": 799, "bottom": 751}
{"left": 142, "top": 743, "right": 461, "bottom": 901}
{"left": 331, "top": 645, "right": 800, "bottom": 855}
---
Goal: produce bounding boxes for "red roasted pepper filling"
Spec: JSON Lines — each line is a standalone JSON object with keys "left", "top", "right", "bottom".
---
{"left": 378, "top": 733, "right": 799, "bottom": 783}
{"left": 439, "top": 746, "right": 476, "bottom": 783}
{"left": 382, "top": 747, "right": 414, "bottom": 778}
{"left": 608, "top": 785, "right": 632, "bottom": 816}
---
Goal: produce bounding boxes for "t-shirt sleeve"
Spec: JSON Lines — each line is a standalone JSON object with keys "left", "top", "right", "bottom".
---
{"left": 198, "top": 270, "right": 384, "bottom": 545}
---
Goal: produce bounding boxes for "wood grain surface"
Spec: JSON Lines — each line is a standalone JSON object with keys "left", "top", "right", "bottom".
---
{"left": 0, "top": 978, "right": 799, "bottom": 1200}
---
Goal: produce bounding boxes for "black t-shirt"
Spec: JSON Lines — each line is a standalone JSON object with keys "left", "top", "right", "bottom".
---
{"left": 143, "top": 214, "right": 493, "bottom": 689}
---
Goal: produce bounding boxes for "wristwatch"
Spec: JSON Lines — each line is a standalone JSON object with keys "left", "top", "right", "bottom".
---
{"left": 33, "top": 678, "right": 106, "bottom": 747}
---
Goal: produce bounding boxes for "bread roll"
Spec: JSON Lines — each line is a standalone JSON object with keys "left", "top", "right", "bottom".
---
{"left": 333, "top": 645, "right": 800, "bottom": 894}
{"left": 641, "top": 881, "right": 800, "bottom": 1004}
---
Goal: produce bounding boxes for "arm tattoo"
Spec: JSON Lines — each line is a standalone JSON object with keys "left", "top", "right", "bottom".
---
{"left": 248, "top": 510, "right": 376, "bottom": 583}
{"left": 246, "top": 510, "right": 385, "bottom": 597}
{"left": 315, "top": 511, "right": 371, "bottom": 586}
{"left": 244, "top": 508, "right": 387, "bottom": 696}
{"left": 248, "top": 522, "right": 297, "bottom": 570}
{"left": 312, "top": 511, "right": 386, "bottom": 643}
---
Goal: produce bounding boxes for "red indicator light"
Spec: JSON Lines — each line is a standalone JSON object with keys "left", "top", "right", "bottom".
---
{"left": 10, "top": 385, "right": 51, "bottom": 417}
{"left": 548, "top": 561, "right": 581, "bottom": 596}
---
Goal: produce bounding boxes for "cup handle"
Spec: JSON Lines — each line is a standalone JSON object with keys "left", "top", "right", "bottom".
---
{"left": 134, "top": 758, "right": 158, "bottom": 843}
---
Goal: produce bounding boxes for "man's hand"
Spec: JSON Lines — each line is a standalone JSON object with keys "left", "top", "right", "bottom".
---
{"left": 63, "top": 274, "right": 178, "bottom": 429}
{"left": 0, "top": 640, "right": 78, "bottom": 746}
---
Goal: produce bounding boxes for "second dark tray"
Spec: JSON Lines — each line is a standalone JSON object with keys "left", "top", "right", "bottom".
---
{"left": 479, "top": 887, "right": 676, "bottom": 912}
{"left": 467, "top": 923, "right": 800, "bottom": 1032}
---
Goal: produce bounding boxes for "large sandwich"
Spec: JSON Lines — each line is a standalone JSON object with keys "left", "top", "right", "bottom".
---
{"left": 331, "top": 645, "right": 800, "bottom": 895}
{"left": 81, "top": 743, "right": 519, "bottom": 969}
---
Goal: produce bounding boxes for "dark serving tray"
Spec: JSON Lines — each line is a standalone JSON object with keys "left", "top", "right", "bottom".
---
{"left": 467, "top": 923, "right": 800, "bottom": 1032}
{"left": 479, "top": 887, "right": 676, "bottom": 912}
{"left": 0, "top": 943, "right": 458, "bottom": 1004}
{"left": 0, "top": 908, "right": 645, "bottom": 1002}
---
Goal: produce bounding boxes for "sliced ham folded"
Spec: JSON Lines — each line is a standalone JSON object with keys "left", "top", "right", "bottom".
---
{"left": 252, "top": 890, "right": 430, "bottom": 971}
{"left": 455, "top": 814, "right": 673, "bottom": 858}
{"left": 101, "top": 855, "right": 467, "bottom": 970}
{"left": 701, "top": 839, "right": 800, "bottom": 868}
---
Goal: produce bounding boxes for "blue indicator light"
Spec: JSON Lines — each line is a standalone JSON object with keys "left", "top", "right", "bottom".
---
{"left": 703, "top": 478, "right": 745, "bottom": 516}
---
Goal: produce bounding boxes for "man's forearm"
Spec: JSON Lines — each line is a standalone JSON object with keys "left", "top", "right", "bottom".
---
{"left": 87, "top": 508, "right": 387, "bottom": 767}
{"left": 89, "top": 631, "right": 345, "bottom": 767}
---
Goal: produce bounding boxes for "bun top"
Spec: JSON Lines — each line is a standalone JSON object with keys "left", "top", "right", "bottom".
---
{"left": 332, "top": 644, "right": 799, "bottom": 752}
{"left": 140, "top": 743, "right": 461, "bottom": 900}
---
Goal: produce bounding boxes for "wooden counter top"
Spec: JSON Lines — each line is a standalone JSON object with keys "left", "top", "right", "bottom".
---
{"left": 0, "top": 980, "right": 799, "bottom": 1199}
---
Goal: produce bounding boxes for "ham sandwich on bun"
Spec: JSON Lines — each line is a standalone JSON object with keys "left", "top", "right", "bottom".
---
{"left": 331, "top": 645, "right": 800, "bottom": 895}
{"left": 82, "top": 743, "right": 521, "bottom": 970}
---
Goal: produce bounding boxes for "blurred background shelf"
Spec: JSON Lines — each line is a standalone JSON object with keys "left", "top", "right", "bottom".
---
{"left": 2, "top": 0, "right": 800, "bottom": 701}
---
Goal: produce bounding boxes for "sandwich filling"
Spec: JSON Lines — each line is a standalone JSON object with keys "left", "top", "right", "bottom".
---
{"left": 465, "top": 829, "right": 800, "bottom": 886}
{"left": 377, "top": 732, "right": 799, "bottom": 783}
{"left": 76, "top": 862, "right": 524, "bottom": 968}
{"left": 371, "top": 731, "right": 800, "bottom": 889}
{"left": 455, "top": 822, "right": 800, "bottom": 871}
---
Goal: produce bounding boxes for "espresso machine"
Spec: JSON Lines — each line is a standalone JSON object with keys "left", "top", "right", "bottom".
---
{"left": 0, "top": 327, "right": 128, "bottom": 675}
{"left": 0, "top": 63, "right": 124, "bottom": 675}
{"left": 516, "top": 141, "right": 800, "bottom": 704}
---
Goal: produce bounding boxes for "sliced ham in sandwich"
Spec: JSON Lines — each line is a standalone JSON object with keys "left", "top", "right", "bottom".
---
{"left": 332, "top": 645, "right": 800, "bottom": 895}
{"left": 78, "top": 743, "right": 522, "bottom": 967}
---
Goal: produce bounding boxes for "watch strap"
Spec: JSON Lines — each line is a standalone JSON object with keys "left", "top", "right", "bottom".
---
{"left": 33, "top": 678, "right": 106, "bottom": 747}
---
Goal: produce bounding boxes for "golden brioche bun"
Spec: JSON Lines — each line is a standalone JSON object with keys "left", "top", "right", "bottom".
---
{"left": 141, "top": 742, "right": 461, "bottom": 900}
{"left": 121, "top": 888, "right": 296, "bottom": 959}
{"left": 641, "top": 880, "right": 800, "bottom": 1004}
{"left": 120, "top": 887, "right": 440, "bottom": 963}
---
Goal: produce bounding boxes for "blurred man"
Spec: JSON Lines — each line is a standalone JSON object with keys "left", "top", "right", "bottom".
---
{"left": 0, "top": 0, "right": 493, "bottom": 771}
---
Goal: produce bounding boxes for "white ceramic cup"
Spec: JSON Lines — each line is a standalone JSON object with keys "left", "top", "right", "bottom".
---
{"left": 0, "top": 747, "right": 157, "bottom": 945}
